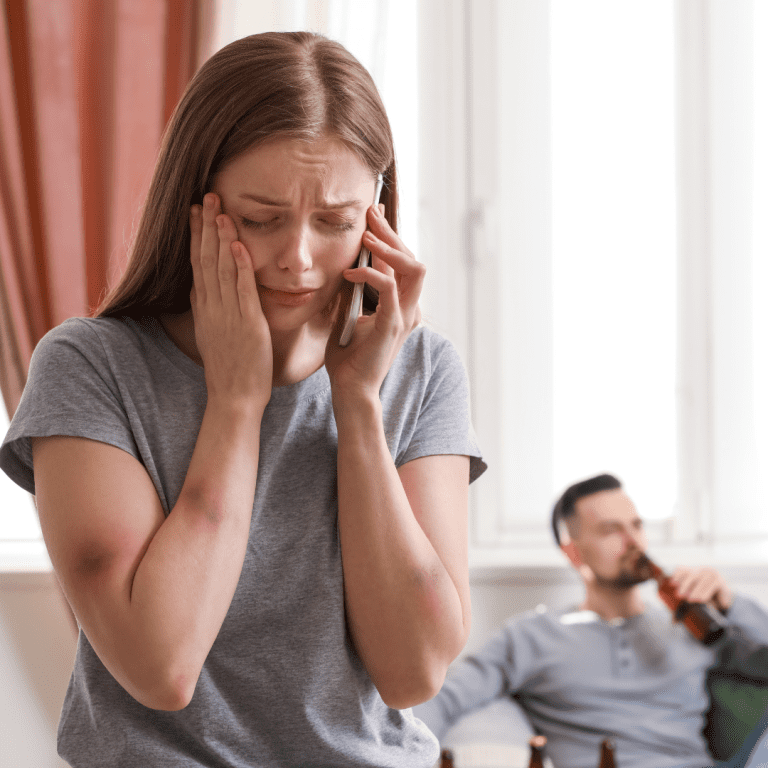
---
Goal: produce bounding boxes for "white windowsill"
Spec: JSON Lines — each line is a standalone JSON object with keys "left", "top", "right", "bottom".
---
{"left": 2, "top": 538, "right": 767, "bottom": 586}
{"left": 0, "top": 540, "right": 53, "bottom": 579}
{"left": 470, "top": 538, "right": 768, "bottom": 582}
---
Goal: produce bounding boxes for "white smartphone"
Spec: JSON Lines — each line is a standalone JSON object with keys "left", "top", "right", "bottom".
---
{"left": 338, "top": 173, "right": 385, "bottom": 347}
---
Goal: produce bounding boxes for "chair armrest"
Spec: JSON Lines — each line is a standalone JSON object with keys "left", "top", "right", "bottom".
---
{"left": 415, "top": 697, "right": 545, "bottom": 767}
{"left": 439, "top": 697, "right": 535, "bottom": 747}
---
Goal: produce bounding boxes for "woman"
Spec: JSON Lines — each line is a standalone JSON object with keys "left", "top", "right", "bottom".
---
{"left": 0, "top": 32, "right": 485, "bottom": 767}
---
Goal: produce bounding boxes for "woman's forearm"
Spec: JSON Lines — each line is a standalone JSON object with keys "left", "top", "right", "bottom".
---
{"left": 117, "top": 398, "right": 261, "bottom": 709}
{"left": 335, "top": 394, "right": 468, "bottom": 709}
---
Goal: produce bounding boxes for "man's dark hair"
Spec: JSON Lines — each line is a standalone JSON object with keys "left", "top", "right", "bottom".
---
{"left": 551, "top": 474, "right": 622, "bottom": 546}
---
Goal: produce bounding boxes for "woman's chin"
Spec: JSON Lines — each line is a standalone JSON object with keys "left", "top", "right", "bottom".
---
{"left": 261, "top": 306, "right": 326, "bottom": 336}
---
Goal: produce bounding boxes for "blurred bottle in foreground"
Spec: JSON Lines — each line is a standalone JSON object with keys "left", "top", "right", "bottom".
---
{"left": 527, "top": 735, "right": 547, "bottom": 768}
{"left": 598, "top": 737, "right": 617, "bottom": 768}
{"left": 636, "top": 554, "right": 727, "bottom": 645}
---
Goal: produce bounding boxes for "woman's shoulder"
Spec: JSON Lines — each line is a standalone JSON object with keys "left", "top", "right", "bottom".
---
{"left": 29, "top": 316, "right": 165, "bottom": 386}
{"left": 382, "top": 324, "right": 471, "bottom": 411}
{"left": 38, "top": 315, "right": 137, "bottom": 348}
{"left": 35, "top": 315, "right": 154, "bottom": 358}
{"left": 397, "top": 324, "right": 465, "bottom": 375}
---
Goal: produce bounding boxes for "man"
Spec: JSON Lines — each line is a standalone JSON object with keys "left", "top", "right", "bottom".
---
{"left": 415, "top": 474, "right": 768, "bottom": 768}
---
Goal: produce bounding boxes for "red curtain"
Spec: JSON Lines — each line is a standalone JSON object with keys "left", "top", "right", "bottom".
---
{"left": 0, "top": 0, "right": 212, "bottom": 418}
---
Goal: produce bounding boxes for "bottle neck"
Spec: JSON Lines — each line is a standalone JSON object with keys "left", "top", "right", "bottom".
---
{"left": 641, "top": 553, "right": 727, "bottom": 645}
{"left": 599, "top": 739, "right": 617, "bottom": 768}
{"left": 528, "top": 735, "right": 546, "bottom": 768}
{"left": 638, "top": 553, "right": 666, "bottom": 582}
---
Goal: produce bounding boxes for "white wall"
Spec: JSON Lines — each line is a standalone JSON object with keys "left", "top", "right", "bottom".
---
{"left": 2, "top": 564, "right": 767, "bottom": 764}
{"left": 0, "top": 572, "right": 75, "bottom": 767}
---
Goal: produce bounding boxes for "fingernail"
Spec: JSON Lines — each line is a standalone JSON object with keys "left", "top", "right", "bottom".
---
{"left": 204, "top": 194, "right": 214, "bottom": 209}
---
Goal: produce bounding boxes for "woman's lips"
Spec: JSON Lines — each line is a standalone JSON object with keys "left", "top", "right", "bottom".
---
{"left": 259, "top": 286, "right": 317, "bottom": 306}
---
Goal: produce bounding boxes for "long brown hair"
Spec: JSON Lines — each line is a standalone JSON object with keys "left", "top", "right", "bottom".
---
{"left": 96, "top": 32, "right": 397, "bottom": 319}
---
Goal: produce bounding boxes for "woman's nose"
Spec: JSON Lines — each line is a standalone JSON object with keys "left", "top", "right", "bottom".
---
{"left": 277, "top": 227, "right": 312, "bottom": 273}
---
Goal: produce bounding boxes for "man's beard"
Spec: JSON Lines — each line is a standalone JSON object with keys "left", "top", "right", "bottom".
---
{"left": 595, "top": 570, "right": 650, "bottom": 590}
{"left": 594, "top": 552, "right": 651, "bottom": 590}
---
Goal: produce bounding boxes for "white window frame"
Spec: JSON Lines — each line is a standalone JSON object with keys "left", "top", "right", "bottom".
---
{"left": 419, "top": 0, "right": 768, "bottom": 568}
{"left": 4, "top": 0, "right": 768, "bottom": 572}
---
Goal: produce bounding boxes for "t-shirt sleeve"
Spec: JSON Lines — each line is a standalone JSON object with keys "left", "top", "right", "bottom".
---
{"left": 396, "top": 331, "right": 487, "bottom": 484}
{"left": 0, "top": 319, "right": 140, "bottom": 495}
{"left": 725, "top": 594, "right": 768, "bottom": 645}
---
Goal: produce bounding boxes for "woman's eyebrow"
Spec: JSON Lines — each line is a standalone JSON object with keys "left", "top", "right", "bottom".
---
{"left": 237, "top": 192, "right": 363, "bottom": 210}
{"left": 237, "top": 193, "right": 289, "bottom": 206}
{"left": 318, "top": 199, "right": 364, "bottom": 211}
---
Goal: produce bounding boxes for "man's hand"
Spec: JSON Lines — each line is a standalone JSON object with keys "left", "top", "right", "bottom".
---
{"left": 669, "top": 567, "right": 733, "bottom": 613}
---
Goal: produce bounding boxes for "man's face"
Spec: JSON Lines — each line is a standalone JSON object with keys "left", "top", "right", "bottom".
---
{"left": 567, "top": 489, "right": 649, "bottom": 590}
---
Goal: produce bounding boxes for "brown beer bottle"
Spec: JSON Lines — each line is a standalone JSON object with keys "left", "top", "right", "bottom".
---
{"left": 528, "top": 735, "right": 547, "bottom": 768}
{"left": 439, "top": 747, "right": 455, "bottom": 768}
{"left": 638, "top": 554, "right": 727, "bottom": 645}
{"left": 598, "top": 738, "right": 617, "bottom": 768}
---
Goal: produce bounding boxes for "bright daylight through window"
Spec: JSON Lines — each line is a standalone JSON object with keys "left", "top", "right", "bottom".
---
{"left": 1, "top": 1, "right": 765, "bottom": 553}
{"left": 550, "top": 0, "right": 676, "bottom": 521}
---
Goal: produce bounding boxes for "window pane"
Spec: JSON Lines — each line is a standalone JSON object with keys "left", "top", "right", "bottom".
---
{"left": 550, "top": 0, "right": 677, "bottom": 518}
{"left": 0, "top": 405, "right": 40, "bottom": 539}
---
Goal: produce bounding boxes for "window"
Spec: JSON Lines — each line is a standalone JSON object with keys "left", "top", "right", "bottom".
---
{"left": 419, "top": 0, "right": 768, "bottom": 561}
{"left": 3, "top": 1, "right": 766, "bottom": 566}
{"left": 550, "top": 0, "right": 677, "bottom": 521}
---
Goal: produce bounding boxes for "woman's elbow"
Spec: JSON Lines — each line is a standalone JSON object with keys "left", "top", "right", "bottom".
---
{"left": 120, "top": 662, "right": 198, "bottom": 711}
{"left": 381, "top": 620, "right": 470, "bottom": 708}
{"left": 144, "top": 684, "right": 195, "bottom": 712}
{"left": 376, "top": 659, "right": 449, "bottom": 710}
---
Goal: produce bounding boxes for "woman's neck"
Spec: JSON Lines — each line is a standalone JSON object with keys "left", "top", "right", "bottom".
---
{"left": 269, "top": 323, "right": 329, "bottom": 386}
{"left": 159, "top": 311, "right": 329, "bottom": 387}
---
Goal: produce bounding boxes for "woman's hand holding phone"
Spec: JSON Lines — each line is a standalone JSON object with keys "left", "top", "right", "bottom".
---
{"left": 190, "top": 193, "right": 273, "bottom": 412}
{"left": 325, "top": 203, "right": 426, "bottom": 403}
{"left": 338, "top": 174, "right": 384, "bottom": 347}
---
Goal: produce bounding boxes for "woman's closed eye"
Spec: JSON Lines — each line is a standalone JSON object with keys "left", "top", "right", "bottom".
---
{"left": 322, "top": 216, "right": 356, "bottom": 233}
{"left": 238, "top": 215, "right": 358, "bottom": 234}
{"left": 239, "top": 216, "right": 279, "bottom": 231}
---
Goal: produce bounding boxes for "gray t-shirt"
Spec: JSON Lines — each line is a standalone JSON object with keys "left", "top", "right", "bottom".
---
{"left": 415, "top": 598, "right": 768, "bottom": 768}
{"left": 0, "top": 315, "right": 486, "bottom": 768}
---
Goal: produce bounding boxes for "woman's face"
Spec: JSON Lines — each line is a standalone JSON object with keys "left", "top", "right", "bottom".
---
{"left": 212, "top": 136, "right": 378, "bottom": 333}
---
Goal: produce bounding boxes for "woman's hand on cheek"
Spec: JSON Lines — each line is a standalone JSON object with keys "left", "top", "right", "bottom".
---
{"left": 325, "top": 204, "right": 425, "bottom": 402}
{"left": 190, "top": 193, "right": 273, "bottom": 411}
